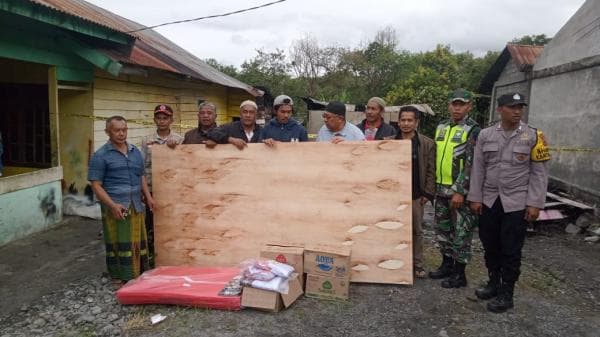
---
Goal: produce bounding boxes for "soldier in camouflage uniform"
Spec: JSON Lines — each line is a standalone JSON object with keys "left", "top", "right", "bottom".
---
{"left": 429, "top": 89, "right": 480, "bottom": 288}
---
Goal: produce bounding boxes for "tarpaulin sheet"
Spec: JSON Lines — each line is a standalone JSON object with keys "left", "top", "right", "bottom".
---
{"left": 116, "top": 266, "right": 242, "bottom": 310}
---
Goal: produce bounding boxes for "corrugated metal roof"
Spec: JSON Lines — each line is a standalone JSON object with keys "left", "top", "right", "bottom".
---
{"left": 479, "top": 44, "right": 544, "bottom": 95}
{"left": 29, "top": 0, "right": 138, "bottom": 37}
{"left": 506, "top": 44, "right": 544, "bottom": 68}
{"left": 28, "top": 0, "right": 261, "bottom": 96}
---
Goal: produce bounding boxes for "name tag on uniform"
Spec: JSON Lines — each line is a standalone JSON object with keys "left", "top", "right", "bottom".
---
{"left": 436, "top": 128, "right": 447, "bottom": 141}
{"left": 451, "top": 130, "right": 463, "bottom": 142}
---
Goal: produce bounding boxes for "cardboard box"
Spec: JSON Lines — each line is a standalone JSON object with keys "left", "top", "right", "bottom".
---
{"left": 260, "top": 244, "right": 304, "bottom": 284}
{"left": 241, "top": 286, "right": 282, "bottom": 312}
{"left": 304, "top": 244, "right": 351, "bottom": 278}
{"left": 241, "top": 273, "right": 303, "bottom": 312}
{"left": 305, "top": 274, "right": 349, "bottom": 300}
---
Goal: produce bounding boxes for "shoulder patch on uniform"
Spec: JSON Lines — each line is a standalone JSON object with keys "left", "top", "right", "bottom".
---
{"left": 531, "top": 130, "right": 550, "bottom": 162}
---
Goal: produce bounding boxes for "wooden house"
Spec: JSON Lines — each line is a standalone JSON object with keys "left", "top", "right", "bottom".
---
{"left": 0, "top": 0, "right": 260, "bottom": 246}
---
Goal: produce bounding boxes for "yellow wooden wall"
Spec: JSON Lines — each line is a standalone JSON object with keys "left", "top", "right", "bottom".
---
{"left": 58, "top": 89, "right": 94, "bottom": 191}
{"left": 92, "top": 70, "right": 253, "bottom": 151}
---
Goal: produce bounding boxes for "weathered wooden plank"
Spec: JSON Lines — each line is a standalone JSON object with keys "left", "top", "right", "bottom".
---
{"left": 94, "top": 88, "right": 179, "bottom": 103}
{"left": 152, "top": 141, "right": 413, "bottom": 284}
{"left": 94, "top": 74, "right": 223, "bottom": 95}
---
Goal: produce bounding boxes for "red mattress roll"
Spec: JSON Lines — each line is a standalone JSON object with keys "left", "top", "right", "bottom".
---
{"left": 116, "top": 266, "right": 242, "bottom": 310}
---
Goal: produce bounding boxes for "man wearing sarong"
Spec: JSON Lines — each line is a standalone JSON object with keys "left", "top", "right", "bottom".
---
{"left": 88, "top": 116, "right": 154, "bottom": 286}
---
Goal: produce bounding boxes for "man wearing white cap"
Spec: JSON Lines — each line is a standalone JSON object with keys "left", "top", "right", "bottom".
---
{"left": 356, "top": 97, "right": 397, "bottom": 140}
{"left": 261, "top": 95, "right": 308, "bottom": 144}
{"left": 206, "top": 100, "right": 262, "bottom": 150}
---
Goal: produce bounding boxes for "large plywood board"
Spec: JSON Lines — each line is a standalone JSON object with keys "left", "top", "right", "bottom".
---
{"left": 152, "top": 141, "right": 413, "bottom": 284}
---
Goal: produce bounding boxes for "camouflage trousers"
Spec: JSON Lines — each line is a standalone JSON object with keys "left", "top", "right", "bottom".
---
{"left": 434, "top": 195, "right": 478, "bottom": 264}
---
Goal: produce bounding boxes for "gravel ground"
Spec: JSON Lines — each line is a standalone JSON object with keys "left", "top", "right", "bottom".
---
{"left": 1, "top": 209, "right": 599, "bottom": 337}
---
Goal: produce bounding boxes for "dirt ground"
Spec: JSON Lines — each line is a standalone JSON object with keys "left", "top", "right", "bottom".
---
{"left": 0, "top": 216, "right": 104, "bottom": 316}
{"left": 1, "top": 208, "right": 599, "bottom": 337}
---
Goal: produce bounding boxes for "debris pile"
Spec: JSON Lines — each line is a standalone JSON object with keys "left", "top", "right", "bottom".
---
{"left": 538, "top": 191, "right": 598, "bottom": 242}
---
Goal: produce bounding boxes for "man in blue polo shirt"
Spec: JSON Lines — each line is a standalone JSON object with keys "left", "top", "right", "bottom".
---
{"left": 88, "top": 116, "right": 154, "bottom": 286}
{"left": 317, "top": 101, "right": 365, "bottom": 143}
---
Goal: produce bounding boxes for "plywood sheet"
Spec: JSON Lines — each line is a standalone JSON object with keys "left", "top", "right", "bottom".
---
{"left": 152, "top": 141, "right": 413, "bottom": 284}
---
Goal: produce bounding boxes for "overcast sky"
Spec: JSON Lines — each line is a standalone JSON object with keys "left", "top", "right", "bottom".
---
{"left": 86, "top": 0, "right": 585, "bottom": 67}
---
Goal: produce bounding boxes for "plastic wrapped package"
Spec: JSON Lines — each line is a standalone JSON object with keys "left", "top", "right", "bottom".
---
{"left": 266, "top": 260, "right": 294, "bottom": 278}
{"left": 239, "top": 259, "right": 295, "bottom": 294}
{"left": 243, "top": 265, "right": 276, "bottom": 281}
{"left": 240, "top": 259, "right": 295, "bottom": 280}
{"left": 241, "top": 276, "right": 290, "bottom": 294}
{"left": 116, "top": 267, "right": 242, "bottom": 310}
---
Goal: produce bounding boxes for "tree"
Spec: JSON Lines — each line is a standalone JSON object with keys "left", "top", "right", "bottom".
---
{"left": 204, "top": 58, "right": 238, "bottom": 78}
{"left": 384, "top": 45, "right": 499, "bottom": 137}
{"left": 322, "top": 28, "right": 415, "bottom": 104}
{"left": 511, "top": 34, "right": 552, "bottom": 46}
{"left": 290, "top": 35, "right": 328, "bottom": 97}
{"left": 203, "top": 29, "right": 502, "bottom": 131}
{"left": 373, "top": 26, "right": 398, "bottom": 50}
{"left": 239, "top": 48, "right": 290, "bottom": 86}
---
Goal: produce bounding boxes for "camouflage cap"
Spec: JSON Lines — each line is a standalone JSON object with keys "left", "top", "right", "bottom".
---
{"left": 448, "top": 88, "right": 472, "bottom": 103}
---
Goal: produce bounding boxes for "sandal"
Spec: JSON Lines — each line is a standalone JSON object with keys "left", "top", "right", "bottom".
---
{"left": 414, "top": 266, "right": 427, "bottom": 279}
{"left": 111, "top": 278, "right": 124, "bottom": 290}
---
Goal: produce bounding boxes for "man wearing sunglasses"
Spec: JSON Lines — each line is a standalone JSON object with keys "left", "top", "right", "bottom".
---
{"left": 316, "top": 101, "right": 365, "bottom": 143}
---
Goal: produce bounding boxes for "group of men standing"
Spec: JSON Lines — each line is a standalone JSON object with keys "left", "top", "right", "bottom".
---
{"left": 88, "top": 89, "right": 549, "bottom": 314}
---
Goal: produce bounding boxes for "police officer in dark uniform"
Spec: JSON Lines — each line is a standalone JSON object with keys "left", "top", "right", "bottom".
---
{"left": 468, "top": 92, "right": 550, "bottom": 313}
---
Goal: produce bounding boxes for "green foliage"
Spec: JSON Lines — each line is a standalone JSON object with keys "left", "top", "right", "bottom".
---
{"left": 511, "top": 34, "right": 552, "bottom": 46}
{"left": 383, "top": 45, "right": 499, "bottom": 136}
{"left": 204, "top": 58, "right": 238, "bottom": 78}
{"left": 238, "top": 49, "right": 291, "bottom": 91}
{"left": 203, "top": 29, "right": 503, "bottom": 133}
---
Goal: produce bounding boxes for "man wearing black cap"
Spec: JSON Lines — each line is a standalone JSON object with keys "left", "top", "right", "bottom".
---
{"left": 141, "top": 104, "right": 183, "bottom": 266}
{"left": 316, "top": 101, "right": 366, "bottom": 143}
{"left": 468, "top": 92, "right": 549, "bottom": 313}
{"left": 429, "top": 89, "right": 480, "bottom": 289}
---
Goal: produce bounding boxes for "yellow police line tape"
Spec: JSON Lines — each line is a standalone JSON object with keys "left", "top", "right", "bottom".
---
{"left": 60, "top": 113, "right": 199, "bottom": 129}
{"left": 549, "top": 147, "right": 600, "bottom": 153}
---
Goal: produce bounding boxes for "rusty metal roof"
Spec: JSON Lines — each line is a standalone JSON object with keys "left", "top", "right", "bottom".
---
{"left": 29, "top": 0, "right": 138, "bottom": 37}
{"left": 506, "top": 44, "right": 544, "bottom": 68}
{"left": 479, "top": 44, "right": 545, "bottom": 95}
{"left": 28, "top": 0, "right": 261, "bottom": 96}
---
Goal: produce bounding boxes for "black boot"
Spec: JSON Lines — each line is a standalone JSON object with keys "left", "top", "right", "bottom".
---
{"left": 475, "top": 271, "right": 500, "bottom": 300}
{"left": 429, "top": 254, "right": 454, "bottom": 279}
{"left": 441, "top": 262, "right": 467, "bottom": 288}
{"left": 487, "top": 282, "right": 515, "bottom": 313}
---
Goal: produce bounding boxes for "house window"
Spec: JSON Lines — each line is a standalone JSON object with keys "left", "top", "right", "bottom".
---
{"left": 0, "top": 83, "right": 51, "bottom": 168}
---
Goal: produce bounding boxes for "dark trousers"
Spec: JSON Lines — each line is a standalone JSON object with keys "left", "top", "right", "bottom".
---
{"left": 479, "top": 198, "right": 526, "bottom": 284}
{"left": 145, "top": 206, "right": 155, "bottom": 268}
